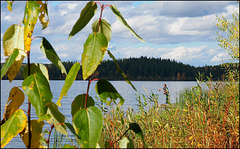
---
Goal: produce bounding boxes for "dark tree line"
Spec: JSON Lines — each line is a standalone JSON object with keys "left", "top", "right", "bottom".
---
{"left": 1, "top": 56, "right": 235, "bottom": 81}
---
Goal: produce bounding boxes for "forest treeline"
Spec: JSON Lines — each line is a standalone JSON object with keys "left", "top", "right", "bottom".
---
{"left": 1, "top": 56, "right": 236, "bottom": 81}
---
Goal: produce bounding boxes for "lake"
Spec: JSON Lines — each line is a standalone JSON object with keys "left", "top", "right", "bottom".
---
{"left": 1, "top": 80, "right": 198, "bottom": 148}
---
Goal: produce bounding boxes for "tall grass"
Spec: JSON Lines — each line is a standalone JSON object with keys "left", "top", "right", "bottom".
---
{"left": 48, "top": 66, "right": 239, "bottom": 148}
{"left": 102, "top": 70, "right": 239, "bottom": 148}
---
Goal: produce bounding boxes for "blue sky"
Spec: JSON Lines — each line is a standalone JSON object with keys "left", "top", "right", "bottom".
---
{"left": 1, "top": 1, "right": 239, "bottom": 67}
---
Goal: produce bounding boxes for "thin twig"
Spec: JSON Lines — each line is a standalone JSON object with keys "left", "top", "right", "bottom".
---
{"left": 27, "top": 50, "right": 31, "bottom": 149}
{"left": 107, "top": 128, "right": 130, "bottom": 148}
{"left": 47, "top": 124, "right": 55, "bottom": 149}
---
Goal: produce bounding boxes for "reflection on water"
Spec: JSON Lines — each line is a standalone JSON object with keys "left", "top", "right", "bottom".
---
{"left": 1, "top": 80, "right": 197, "bottom": 148}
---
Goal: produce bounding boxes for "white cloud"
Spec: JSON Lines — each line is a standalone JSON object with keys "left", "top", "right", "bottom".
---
{"left": 167, "top": 14, "right": 216, "bottom": 36}
{"left": 1, "top": 1, "right": 238, "bottom": 66}
{"left": 210, "top": 50, "right": 230, "bottom": 62}
{"left": 161, "top": 46, "right": 206, "bottom": 61}
{"left": 3, "top": 15, "right": 11, "bottom": 21}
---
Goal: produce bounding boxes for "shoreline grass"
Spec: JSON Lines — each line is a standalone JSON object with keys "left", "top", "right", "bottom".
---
{"left": 47, "top": 71, "right": 239, "bottom": 148}
{"left": 101, "top": 74, "right": 239, "bottom": 148}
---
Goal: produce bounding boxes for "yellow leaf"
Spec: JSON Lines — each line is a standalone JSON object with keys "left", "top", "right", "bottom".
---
{"left": 2, "top": 87, "right": 24, "bottom": 123}
{"left": 38, "top": 1, "right": 49, "bottom": 30}
{"left": 23, "top": 1, "right": 40, "bottom": 52}
{"left": 6, "top": 56, "right": 24, "bottom": 82}
{"left": 3, "top": 24, "right": 26, "bottom": 60}
{"left": 20, "top": 120, "right": 44, "bottom": 148}
{"left": 3, "top": 24, "right": 27, "bottom": 82}
{"left": 1, "top": 109, "right": 27, "bottom": 148}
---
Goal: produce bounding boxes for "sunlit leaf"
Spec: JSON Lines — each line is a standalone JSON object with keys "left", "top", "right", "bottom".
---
{"left": 3, "top": 24, "right": 26, "bottom": 82}
{"left": 46, "top": 102, "right": 67, "bottom": 135}
{"left": 57, "top": 62, "right": 80, "bottom": 106}
{"left": 3, "top": 24, "right": 25, "bottom": 58}
{"left": 73, "top": 106, "right": 103, "bottom": 148}
{"left": 23, "top": 63, "right": 49, "bottom": 81}
{"left": 1, "top": 109, "right": 27, "bottom": 148}
{"left": 95, "top": 79, "right": 124, "bottom": 105}
{"left": 119, "top": 137, "right": 134, "bottom": 148}
{"left": 92, "top": 19, "right": 112, "bottom": 42}
{"left": 7, "top": 56, "right": 24, "bottom": 82}
{"left": 40, "top": 37, "right": 67, "bottom": 75}
{"left": 71, "top": 94, "right": 95, "bottom": 118}
{"left": 1, "top": 48, "right": 19, "bottom": 79}
{"left": 22, "top": 1, "right": 40, "bottom": 52}
{"left": 20, "top": 120, "right": 44, "bottom": 148}
{"left": 22, "top": 73, "right": 52, "bottom": 119}
{"left": 6, "top": 1, "right": 14, "bottom": 11}
{"left": 82, "top": 32, "right": 108, "bottom": 80}
{"left": 69, "top": 1, "right": 97, "bottom": 40}
{"left": 1, "top": 87, "right": 24, "bottom": 125}
{"left": 107, "top": 50, "right": 137, "bottom": 91}
{"left": 37, "top": 1, "right": 49, "bottom": 30}
{"left": 110, "top": 4, "right": 145, "bottom": 42}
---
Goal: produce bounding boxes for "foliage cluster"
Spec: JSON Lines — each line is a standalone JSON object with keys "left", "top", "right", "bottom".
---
{"left": 1, "top": 1, "right": 146, "bottom": 148}
{"left": 1, "top": 1, "right": 239, "bottom": 148}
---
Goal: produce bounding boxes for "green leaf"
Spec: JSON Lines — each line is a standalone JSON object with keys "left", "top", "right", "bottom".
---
{"left": 129, "top": 123, "right": 146, "bottom": 147}
{"left": 23, "top": 63, "right": 49, "bottom": 81}
{"left": 82, "top": 32, "right": 108, "bottom": 80}
{"left": 46, "top": 102, "right": 67, "bottom": 135}
{"left": 1, "top": 109, "right": 27, "bottom": 148}
{"left": 107, "top": 50, "right": 137, "bottom": 91}
{"left": 1, "top": 48, "right": 19, "bottom": 79}
{"left": 40, "top": 37, "right": 67, "bottom": 75}
{"left": 71, "top": 94, "right": 95, "bottom": 118}
{"left": 73, "top": 106, "right": 103, "bottom": 148}
{"left": 22, "top": 1, "right": 40, "bottom": 52}
{"left": 110, "top": 4, "right": 145, "bottom": 42}
{"left": 2, "top": 87, "right": 24, "bottom": 125}
{"left": 57, "top": 62, "right": 80, "bottom": 106}
{"left": 119, "top": 137, "right": 134, "bottom": 148}
{"left": 22, "top": 73, "right": 52, "bottom": 119}
{"left": 129, "top": 123, "right": 142, "bottom": 134}
{"left": 6, "top": 1, "right": 14, "bottom": 11}
{"left": 96, "top": 134, "right": 105, "bottom": 148}
{"left": 95, "top": 79, "right": 124, "bottom": 105}
{"left": 20, "top": 120, "right": 44, "bottom": 148}
{"left": 65, "top": 123, "right": 81, "bottom": 140}
{"left": 92, "top": 19, "right": 112, "bottom": 43}
{"left": 69, "top": 1, "right": 97, "bottom": 40}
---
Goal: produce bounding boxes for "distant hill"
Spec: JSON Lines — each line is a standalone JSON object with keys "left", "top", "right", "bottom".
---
{"left": 1, "top": 56, "right": 237, "bottom": 81}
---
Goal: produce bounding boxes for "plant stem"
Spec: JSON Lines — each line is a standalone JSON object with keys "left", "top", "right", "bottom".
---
{"left": 85, "top": 78, "right": 91, "bottom": 109}
{"left": 47, "top": 124, "right": 55, "bottom": 149}
{"left": 108, "top": 128, "right": 130, "bottom": 148}
{"left": 97, "top": 4, "right": 104, "bottom": 32}
{"left": 27, "top": 50, "right": 31, "bottom": 149}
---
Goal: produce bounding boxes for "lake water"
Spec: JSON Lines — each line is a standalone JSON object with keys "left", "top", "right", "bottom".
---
{"left": 1, "top": 80, "right": 198, "bottom": 148}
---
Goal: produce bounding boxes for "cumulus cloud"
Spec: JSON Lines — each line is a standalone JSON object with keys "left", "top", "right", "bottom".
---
{"left": 1, "top": 1, "right": 238, "bottom": 66}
